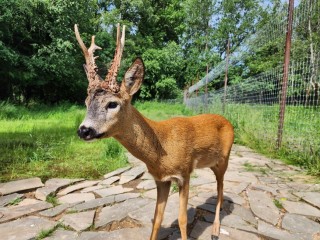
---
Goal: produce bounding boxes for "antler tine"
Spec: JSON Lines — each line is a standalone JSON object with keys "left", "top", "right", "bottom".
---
{"left": 74, "top": 24, "right": 88, "bottom": 58}
{"left": 74, "top": 24, "right": 102, "bottom": 87}
{"left": 104, "top": 24, "right": 126, "bottom": 92}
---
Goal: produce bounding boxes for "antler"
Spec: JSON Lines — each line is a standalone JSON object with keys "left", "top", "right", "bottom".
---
{"left": 74, "top": 24, "right": 125, "bottom": 93}
{"left": 74, "top": 24, "right": 103, "bottom": 90}
{"left": 102, "top": 24, "right": 126, "bottom": 93}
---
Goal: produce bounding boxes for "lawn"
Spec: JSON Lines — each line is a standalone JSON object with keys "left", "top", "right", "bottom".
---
{"left": 0, "top": 101, "right": 193, "bottom": 182}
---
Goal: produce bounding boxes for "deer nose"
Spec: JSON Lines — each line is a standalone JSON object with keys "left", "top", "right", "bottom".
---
{"left": 77, "top": 126, "right": 95, "bottom": 139}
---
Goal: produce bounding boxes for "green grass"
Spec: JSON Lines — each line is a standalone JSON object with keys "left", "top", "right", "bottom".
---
{"left": 0, "top": 101, "right": 192, "bottom": 182}
{"left": 273, "top": 199, "right": 284, "bottom": 209}
{"left": 204, "top": 101, "right": 320, "bottom": 176}
{"left": 0, "top": 102, "right": 127, "bottom": 182}
{"left": 46, "top": 194, "right": 59, "bottom": 207}
{"left": 36, "top": 223, "right": 63, "bottom": 240}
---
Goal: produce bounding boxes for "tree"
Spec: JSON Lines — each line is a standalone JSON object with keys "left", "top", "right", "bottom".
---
{"left": 0, "top": 0, "right": 100, "bottom": 103}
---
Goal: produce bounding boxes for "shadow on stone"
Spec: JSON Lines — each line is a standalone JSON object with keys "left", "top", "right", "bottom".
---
{"left": 188, "top": 195, "right": 235, "bottom": 239}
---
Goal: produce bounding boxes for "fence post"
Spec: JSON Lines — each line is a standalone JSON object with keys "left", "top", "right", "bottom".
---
{"left": 277, "top": 0, "right": 294, "bottom": 149}
{"left": 223, "top": 38, "right": 230, "bottom": 114}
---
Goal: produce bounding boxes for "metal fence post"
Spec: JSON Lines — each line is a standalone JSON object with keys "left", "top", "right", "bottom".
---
{"left": 277, "top": 0, "right": 294, "bottom": 149}
{"left": 223, "top": 38, "right": 230, "bottom": 114}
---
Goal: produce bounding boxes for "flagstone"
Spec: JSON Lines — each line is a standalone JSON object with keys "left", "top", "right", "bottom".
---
{"left": 39, "top": 203, "right": 79, "bottom": 217}
{"left": 58, "top": 193, "right": 95, "bottom": 204}
{"left": 103, "top": 166, "right": 131, "bottom": 179}
{"left": 57, "top": 181, "right": 100, "bottom": 196}
{"left": 44, "top": 230, "right": 78, "bottom": 240}
{"left": 119, "top": 166, "right": 145, "bottom": 184}
{"left": 98, "top": 176, "right": 120, "bottom": 186}
{"left": 141, "top": 172, "right": 154, "bottom": 180}
{"left": 282, "top": 200, "right": 320, "bottom": 218}
{"left": 115, "top": 192, "right": 141, "bottom": 202}
{"left": 59, "top": 210, "right": 95, "bottom": 232}
{"left": 247, "top": 189, "right": 280, "bottom": 225}
{"left": 136, "top": 180, "right": 156, "bottom": 190}
{"left": 35, "top": 178, "right": 84, "bottom": 201}
{"left": 80, "top": 185, "right": 105, "bottom": 193}
{"left": 0, "top": 201, "right": 52, "bottom": 223}
{"left": 0, "top": 193, "right": 23, "bottom": 207}
{"left": 282, "top": 213, "right": 320, "bottom": 238}
{"left": 95, "top": 198, "right": 152, "bottom": 228}
{"left": 0, "top": 216, "right": 56, "bottom": 240}
{"left": 0, "top": 177, "right": 43, "bottom": 195}
{"left": 293, "top": 191, "right": 320, "bottom": 208}
{"left": 71, "top": 196, "right": 115, "bottom": 212}
{"left": 258, "top": 220, "right": 301, "bottom": 240}
{"left": 78, "top": 228, "right": 152, "bottom": 240}
{"left": 93, "top": 185, "right": 133, "bottom": 198}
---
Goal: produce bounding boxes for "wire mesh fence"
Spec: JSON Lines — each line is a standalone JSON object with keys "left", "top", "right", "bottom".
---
{"left": 185, "top": 0, "right": 320, "bottom": 174}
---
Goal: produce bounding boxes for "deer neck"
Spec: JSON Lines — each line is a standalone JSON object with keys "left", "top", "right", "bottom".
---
{"left": 114, "top": 106, "right": 165, "bottom": 167}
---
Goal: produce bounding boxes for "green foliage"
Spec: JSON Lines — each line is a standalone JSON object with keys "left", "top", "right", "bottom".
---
{"left": 155, "top": 77, "right": 180, "bottom": 100}
{"left": 0, "top": 0, "right": 99, "bottom": 103}
{"left": 273, "top": 199, "right": 284, "bottom": 209}
{"left": 46, "top": 194, "right": 59, "bottom": 207}
{"left": 8, "top": 197, "right": 23, "bottom": 206}
{"left": 141, "top": 42, "right": 184, "bottom": 99}
{"left": 36, "top": 223, "right": 63, "bottom": 240}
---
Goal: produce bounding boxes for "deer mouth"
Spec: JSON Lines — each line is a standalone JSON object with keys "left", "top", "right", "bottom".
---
{"left": 77, "top": 126, "right": 104, "bottom": 141}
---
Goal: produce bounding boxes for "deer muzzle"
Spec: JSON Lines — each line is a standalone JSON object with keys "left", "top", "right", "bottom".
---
{"left": 77, "top": 126, "right": 103, "bottom": 141}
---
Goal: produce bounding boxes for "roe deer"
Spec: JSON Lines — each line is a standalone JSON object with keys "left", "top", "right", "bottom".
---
{"left": 75, "top": 24, "right": 234, "bottom": 240}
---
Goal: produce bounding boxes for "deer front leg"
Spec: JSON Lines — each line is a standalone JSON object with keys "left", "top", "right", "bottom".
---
{"left": 178, "top": 176, "right": 190, "bottom": 240}
{"left": 150, "top": 181, "right": 171, "bottom": 240}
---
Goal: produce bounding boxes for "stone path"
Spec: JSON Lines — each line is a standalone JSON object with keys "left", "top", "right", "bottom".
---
{"left": 0, "top": 145, "right": 319, "bottom": 240}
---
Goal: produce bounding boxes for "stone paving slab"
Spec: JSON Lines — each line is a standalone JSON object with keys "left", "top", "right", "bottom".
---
{"left": 39, "top": 202, "right": 79, "bottom": 217}
{"left": 95, "top": 198, "right": 153, "bottom": 228}
{"left": 57, "top": 180, "right": 100, "bottom": 196}
{"left": 71, "top": 196, "right": 115, "bottom": 212}
{"left": 0, "top": 177, "right": 43, "bottom": 195}
{"left": 282, "top": 213, "right": 320, "bottom": 239}
{"left": 93, "top": 185, "right": 134, "bottom": 197}
{"left": 79, "top": 227, "right": 152, "bottom": 240}
{"left": 282, "top": 199, "right": 320, "bottom": 218}
{"left": 293, "top": 191, "right": 320, "bottom": 208}
{"left": 0, "top": 216, "right": 56, "bottom": 240}
{"left": 59, "top": 210, "right": 95, "bottom": 232}
{"left": 258, "top": 220, "right": 303, "bottom": 240}
{"left": 98, "top": 176, "right": 120, "bottom": 186}
{"left": 1, "top": 144, "right": 320, "bottom": 240}
{"left": 136, "top": 179, "right": 157, "bottom": 190}
{"left": 0, "top": 201, "right": 52, "bottom": 223}
{"left": 119, "top": 165, "right": 146, "bottom": 184}
{"left": 44, "top": 230, "right": 79, "bottom": 240}
{"left": 35, "top": 178, "right": 85, "bottom": 201}
{"left": 0, "top": 193, "right": 23, "bottom": 207}
{"left": 58, "top": 193, "right": 95, "bottom": 204}
{"left": 247, "top": 189, "right": 280, "bottom": 225}
{"left": 103, "top": 166, "right": 131, "bottom": 179}
{"left": 80, "top": 185, "right": 105, "bottom": 193}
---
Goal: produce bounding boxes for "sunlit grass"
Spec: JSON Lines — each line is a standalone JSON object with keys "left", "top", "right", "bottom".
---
{"left": 0, "top": 101, "right": 192, "bottom": 182}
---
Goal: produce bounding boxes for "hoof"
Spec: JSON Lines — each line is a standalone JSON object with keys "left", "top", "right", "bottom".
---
{"left": 211, "top": 235, "right": 219, "bottom": 240}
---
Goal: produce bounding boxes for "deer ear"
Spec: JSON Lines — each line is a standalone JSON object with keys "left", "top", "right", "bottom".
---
{"left": 121, "top": 58, "right": 144, "bottom": 96}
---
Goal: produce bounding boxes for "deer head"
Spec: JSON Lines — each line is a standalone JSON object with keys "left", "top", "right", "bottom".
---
{"left": 75, "top": 24, "right": 144, "bottom": 141}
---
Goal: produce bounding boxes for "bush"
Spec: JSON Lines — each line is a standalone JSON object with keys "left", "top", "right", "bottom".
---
{"left": 155, "top": 77, "right": 180, "bottom": 100}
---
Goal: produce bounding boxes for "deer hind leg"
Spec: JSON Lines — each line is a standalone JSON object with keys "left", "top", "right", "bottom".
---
{"left": 150, "top": 181, "right": 171, "bottom": 240}
{"left": 210, "top": 163, "right": 227, "bottom": 240}
{"left": 178, "top": 176, "right": 190, "bottom": 240}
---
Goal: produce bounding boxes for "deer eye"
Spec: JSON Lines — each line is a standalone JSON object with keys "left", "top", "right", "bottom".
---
{"left": 107, "top": 102, "right": 118, "bottom": 109}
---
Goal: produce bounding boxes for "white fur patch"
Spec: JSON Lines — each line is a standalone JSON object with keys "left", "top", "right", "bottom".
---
{"left": 161, "top": 175, "right": 184, "bottom": 186}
